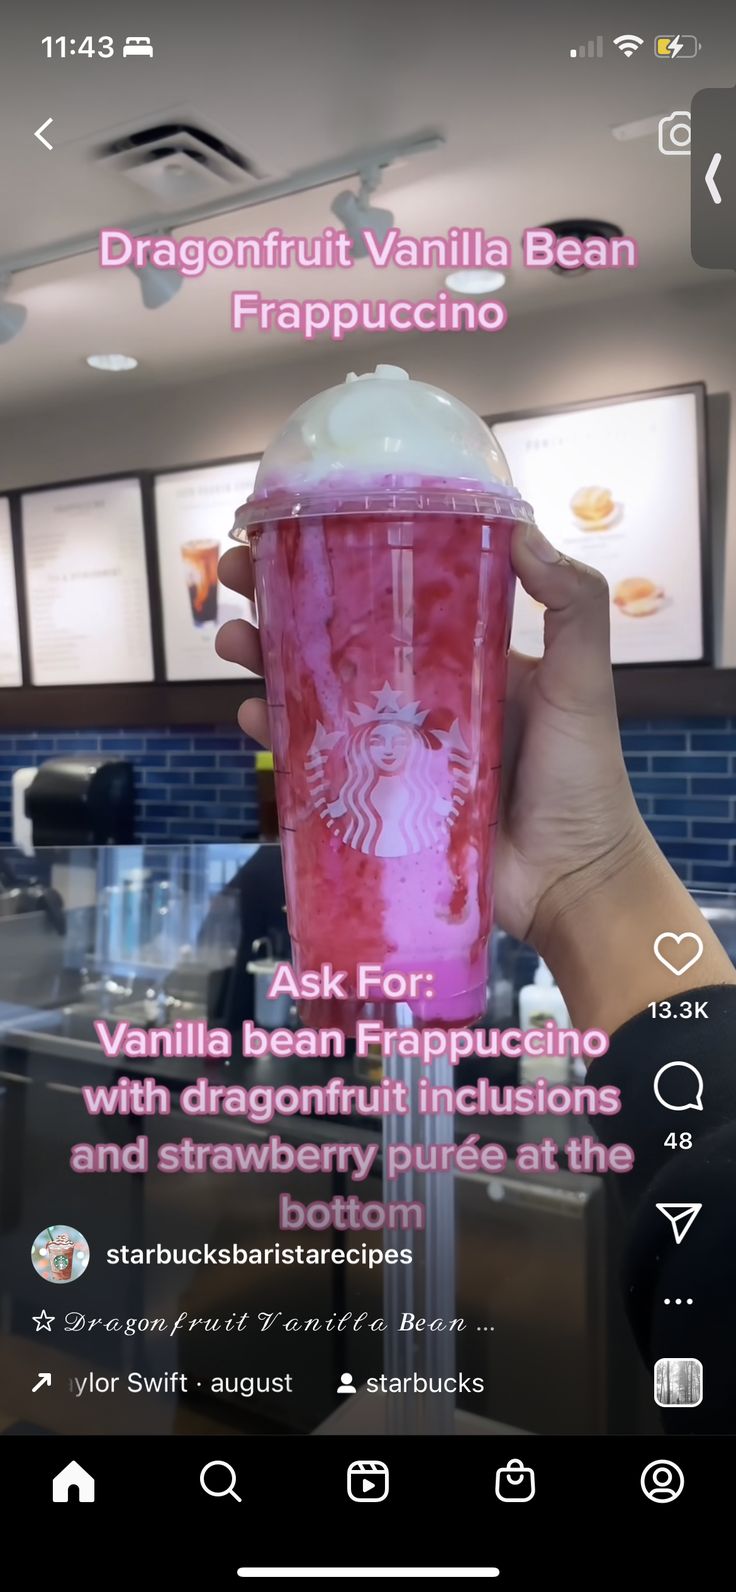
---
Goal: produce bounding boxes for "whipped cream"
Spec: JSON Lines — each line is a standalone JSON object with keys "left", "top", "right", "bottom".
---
{"left": 254, "top": 366, "right": 514, "bottom": 492}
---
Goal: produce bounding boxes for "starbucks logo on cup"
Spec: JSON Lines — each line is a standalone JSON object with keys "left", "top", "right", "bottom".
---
{"left": 53, "top": 1254, "right": 70, "bottom": 1272}
{"left": 305, "top": 683, "right": 472, "bottom": 858}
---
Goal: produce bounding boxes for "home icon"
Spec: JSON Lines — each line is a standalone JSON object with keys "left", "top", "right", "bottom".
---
{"left": 52, "top": 1461, "right": 95, "bottom": 1503}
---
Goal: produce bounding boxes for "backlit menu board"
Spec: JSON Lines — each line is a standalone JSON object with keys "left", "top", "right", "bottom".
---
{"left": 22, "top": 478, "right": 154, "bottom": 685}
{"left": 154, "top": 459, "right": 259, "bottom": 681}
{"left": 0, "top": 498, "right": 22, "bottom": 687}
{"left": 494, "top": 389, "right": 706, "bottom": 665}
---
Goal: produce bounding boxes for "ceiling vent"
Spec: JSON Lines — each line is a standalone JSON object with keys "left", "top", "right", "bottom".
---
{"left": 537, "top": 218, "right": 624, "bottom": 276}
{"left": 95, "top": 122, "right": 263, "bottom": 206}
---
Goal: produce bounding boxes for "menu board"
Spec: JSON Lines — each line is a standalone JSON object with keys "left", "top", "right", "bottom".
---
{"left": 154, "top": 459, "right": 260, "bottom": 681}
{"left": 494, "top": 389, "right": 706, "bottom": 665}
{"left": 0, "top": 498, "right": 22, "bottom": 687}
{"left": 22, "top": 478, "right": 154, "bottom": 686}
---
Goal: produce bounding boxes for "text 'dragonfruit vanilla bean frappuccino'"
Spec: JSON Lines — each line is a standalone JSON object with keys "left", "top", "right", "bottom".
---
{"left": 231, "top": 366, "right": 536, "bottom": 1029}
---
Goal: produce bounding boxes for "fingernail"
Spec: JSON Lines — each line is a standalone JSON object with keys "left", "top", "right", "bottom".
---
{"left": 523, "top": 522, "right": 562, "bottom": 563}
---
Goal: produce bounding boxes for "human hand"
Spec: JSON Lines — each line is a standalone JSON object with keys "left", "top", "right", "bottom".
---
{"left": 216, "top": 529, "right": 732, "bottom": 1030}
{"left": 216, "top": 544, "right": 268, "bottom": 742}
{"left": 494, "top": 520, "right": 645, "bottom": 944}
{"left": 216, "top": 525, "right": 644, "bottom": 946}
{"left": 500, "top": 523, "right": 732, "bottom": 1026}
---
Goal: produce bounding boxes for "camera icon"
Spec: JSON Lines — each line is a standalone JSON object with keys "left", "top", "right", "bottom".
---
{"left": 658, "top": 111, "right": 691, "bottom": 155}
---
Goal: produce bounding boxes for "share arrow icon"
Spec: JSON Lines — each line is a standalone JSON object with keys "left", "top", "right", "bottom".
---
{"left": 656, "top": 1202, "right": 702, "bottom": 1245}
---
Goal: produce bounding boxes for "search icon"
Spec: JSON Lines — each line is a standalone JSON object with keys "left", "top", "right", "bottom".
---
{"left": 200, "top": 1461, "right": 242, "bottom": 1502}
{"left": 653, "top": 1061, "right": 704, "bottom": 1112}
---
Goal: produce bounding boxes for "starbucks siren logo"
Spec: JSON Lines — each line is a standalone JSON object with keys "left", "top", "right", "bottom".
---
{"left": 305, "top": 683, "right": 472, "bottom": 857}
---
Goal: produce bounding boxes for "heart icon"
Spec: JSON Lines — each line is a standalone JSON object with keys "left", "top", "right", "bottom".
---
{"left": 653, "top": 932, "right": 704, "bottom": 977}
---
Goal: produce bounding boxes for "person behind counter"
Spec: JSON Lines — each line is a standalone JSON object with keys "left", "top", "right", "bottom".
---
{"left": 200, "top": 842, "right": 289, "bottom": 1044}
{"left": 216, "top": 524, "right": 736, "bottom": 1432}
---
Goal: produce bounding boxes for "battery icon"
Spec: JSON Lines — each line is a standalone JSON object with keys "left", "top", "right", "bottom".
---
{"left": 655, "top": 34, "right": 701, "bottom": 58}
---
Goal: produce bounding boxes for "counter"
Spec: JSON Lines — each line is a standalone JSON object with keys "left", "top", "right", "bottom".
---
{"left": 7, "top": 840, "right": 728, "bottom": 1438}
{"left": 0, "top": 1004, "right": 642, "bottom": 1438}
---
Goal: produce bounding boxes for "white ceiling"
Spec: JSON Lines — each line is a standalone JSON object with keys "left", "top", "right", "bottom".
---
{"left": 1, "top": 0, "right": 734, "bottom": 412}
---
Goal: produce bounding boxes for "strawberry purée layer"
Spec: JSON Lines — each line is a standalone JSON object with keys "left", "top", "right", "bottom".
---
{"left": 251, "top": 502, "right": 516, "bottom": 1029}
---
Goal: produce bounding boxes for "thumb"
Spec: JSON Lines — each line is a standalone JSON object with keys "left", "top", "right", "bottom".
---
{"left": 510, "top": 520, "right": 615, "bottom": 712}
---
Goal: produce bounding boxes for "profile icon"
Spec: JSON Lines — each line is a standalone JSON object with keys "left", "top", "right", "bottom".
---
{"left": 337, "top": 1372, "right": 357, "bottom": 1396}
{"left": 31, "top": 1225, "right": 89, "bottom": 1284}
{"left": 640, "top": 1460, "right": 685, "bottom": 1503}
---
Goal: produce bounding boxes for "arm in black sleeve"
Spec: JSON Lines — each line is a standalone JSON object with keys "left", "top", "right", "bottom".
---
{"left": 587, "top": 983, "right": 736, "bottom": 1432}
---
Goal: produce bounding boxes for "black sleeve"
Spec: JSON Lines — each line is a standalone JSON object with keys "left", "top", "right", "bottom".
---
{"left": 587, "top": 983, "right": 736, "bottom": 1432}
{"left": 220, "top": 847, "right": 289, "bottom": 1039}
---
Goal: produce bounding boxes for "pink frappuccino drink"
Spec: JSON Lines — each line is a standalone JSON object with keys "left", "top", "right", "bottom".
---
{"left": 231, "top": 366, "right": 535, "bottom": 1026}
{"left": 47, "top": 1231, "right": 76, "bottom": 1281}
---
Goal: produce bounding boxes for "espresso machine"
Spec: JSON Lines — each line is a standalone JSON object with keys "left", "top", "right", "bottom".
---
{"left": 0, "top": 755, "right": 136, "bottom": 1011}
{"left": 24, "top": 755, "right": 135, "bottom": 847}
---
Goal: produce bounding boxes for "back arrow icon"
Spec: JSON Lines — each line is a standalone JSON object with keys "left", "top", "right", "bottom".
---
{"left": 34, "top": 118, "right": 54, "bottom": 151}
{"left": 706, "top": 152, "right": 722, "bottom": 204}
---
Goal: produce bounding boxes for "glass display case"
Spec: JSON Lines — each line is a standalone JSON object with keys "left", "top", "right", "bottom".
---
{"left": 0, "top": 841, "right": 286, "bottom": 1037}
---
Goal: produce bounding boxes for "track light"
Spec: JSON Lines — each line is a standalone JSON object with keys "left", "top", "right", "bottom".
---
{"left": 445, "top": 269, "right": 507, "bottom": 295}
{"left": 0, "top": 275, "right": 27, "bottom": 343}
{"left": 128, "top": 236, "right": 183, "bottom": 308}
{"left": 86, "top": 353, "right": 139, "bottom": 372}
{"left": 331, "top": 167, "right": 394, "bottom": 257}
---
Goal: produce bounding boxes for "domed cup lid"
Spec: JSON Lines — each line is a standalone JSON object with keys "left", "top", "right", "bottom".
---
{"left": 230, "top": 365, "right": 535, "bottom": 534}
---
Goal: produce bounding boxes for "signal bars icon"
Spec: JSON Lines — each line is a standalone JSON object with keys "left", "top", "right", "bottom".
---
{"left": 570, "top": 36, "right": 603, "bottom": 58}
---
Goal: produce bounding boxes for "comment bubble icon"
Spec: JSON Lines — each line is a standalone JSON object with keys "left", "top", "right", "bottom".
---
{"left": 653, "top": 1061, "right": 704, "bottom": 1112}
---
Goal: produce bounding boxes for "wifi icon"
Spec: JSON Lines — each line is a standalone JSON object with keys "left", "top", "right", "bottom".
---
{"left": 614, "top": 34, "right": 644, "bottom": 56}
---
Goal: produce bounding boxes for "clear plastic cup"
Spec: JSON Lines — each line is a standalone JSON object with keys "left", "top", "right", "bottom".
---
{"left": 231, "top": 365, "right": 535, "bottom": 1027}
{"left": 47, "top": 1233, "right": 76, "bottom": 1281}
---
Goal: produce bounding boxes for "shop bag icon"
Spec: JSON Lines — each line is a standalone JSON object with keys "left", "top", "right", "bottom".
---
{"left": 495, "top": 1458, "right": 535, "bottom": 1503}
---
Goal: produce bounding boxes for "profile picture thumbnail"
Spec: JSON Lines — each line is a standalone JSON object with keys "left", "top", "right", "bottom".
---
{"left": 31, "top": 1225, "right": 89, "bottom": 1284}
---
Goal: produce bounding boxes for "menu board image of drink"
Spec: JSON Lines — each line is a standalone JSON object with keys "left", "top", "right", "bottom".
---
{"left": 154, "top": 459, "right": 260, "bottom": 681}
{"left": 494, "top": 389, "right": 706, "bottom": 664}
{"left": 22, "top": 478, "right": 154, "bottom": 685}
{"left": 0, "top": 498, "right": 22, "bottom": 687}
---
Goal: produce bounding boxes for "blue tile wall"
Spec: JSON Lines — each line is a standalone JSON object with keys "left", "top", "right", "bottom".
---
{"left": 622, "top": 718, "right": 736, "bottom": 890}
{"left": 0, "top": 718, "right": 733, "bottom": 888}
{"left": 0, "top": 726, "right": 258, "bottom": 845}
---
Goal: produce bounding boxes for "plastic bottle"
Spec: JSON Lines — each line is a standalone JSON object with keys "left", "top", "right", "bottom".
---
{"left": 518, "top": 958, "right": 572, "bottom": 1084}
